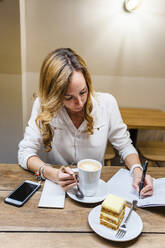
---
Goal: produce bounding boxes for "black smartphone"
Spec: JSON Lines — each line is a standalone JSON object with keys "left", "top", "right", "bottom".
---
{"left": 4, "top": 180, "right": 41, "bottom": 207}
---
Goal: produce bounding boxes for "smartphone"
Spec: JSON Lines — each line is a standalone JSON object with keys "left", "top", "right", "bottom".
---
{"left": 4, "top": 180, "right": 41, "bottom": 207}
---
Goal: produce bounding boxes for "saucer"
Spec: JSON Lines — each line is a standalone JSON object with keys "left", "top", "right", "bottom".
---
{"left": 67, "top": 179, "right": 108, "bottom": 203}
{"left": 88, "top": 205, "right": 143, "bottom": 242}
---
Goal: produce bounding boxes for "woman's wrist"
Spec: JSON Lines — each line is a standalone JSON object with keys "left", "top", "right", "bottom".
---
{"left": 43, "top": 165, "right": 59, "bottom": 182}
{"left": 129, "top": 164, "right": 143, "bottom": 176}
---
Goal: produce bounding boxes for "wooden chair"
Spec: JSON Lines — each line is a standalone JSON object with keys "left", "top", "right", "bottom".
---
{"left": 137, "top": 141, "right": 165, "bottom": 167}
{"left": 104, "top": 142, "right": 116, "bottom": 166}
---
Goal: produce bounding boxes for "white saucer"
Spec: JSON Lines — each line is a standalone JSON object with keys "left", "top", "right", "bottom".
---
{"left": 67, "top": 179, "right": 108, "bottom": 203}
{"left": 88, "top": 205, "right": 143, "bottom": 242}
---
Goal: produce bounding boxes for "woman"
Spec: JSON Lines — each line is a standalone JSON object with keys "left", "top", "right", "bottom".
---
{"left": 18, "top": 48, "right": 153, "bottom": 196}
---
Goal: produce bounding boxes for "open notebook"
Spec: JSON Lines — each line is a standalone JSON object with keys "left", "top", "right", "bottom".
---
{"left": 107, "top": 169, "right": 165, "bottom": 208}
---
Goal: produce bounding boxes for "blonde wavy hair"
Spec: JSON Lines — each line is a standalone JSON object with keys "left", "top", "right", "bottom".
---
{"left": 36, "top": 48, "right": 94, "bottom": 152}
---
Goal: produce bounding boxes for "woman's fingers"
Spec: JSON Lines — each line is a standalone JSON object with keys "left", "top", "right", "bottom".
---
{"left": 145, "top": 174, "right": 154, "bottom": 186}
{"left": 133, "top": 174, "right": 154, "bottom": 196}
{"left": 58, "top": 178, "right": 76, "bottom": 187}
{"left": 62, "top": 182, "right": 77, "bottom": 191}
{"left": 58, "top": 172, "right": 74, "bottom": 180}
{"left": 140, "top": 176, "right": 153, "bottom": 196}
{"left": 55, "top": 166, "right": 77, "bottom": 190}
{"left": 58, "top": 167, "right": 75, "bottom": 181}
{"left": 141, "top": 189, "right": 153, "bottom": 196}
{"left": 58, "top": 178, "right": 77, "bottom": 191}
{"left": 63, "top": 167, "right": 75, "bottom": 177}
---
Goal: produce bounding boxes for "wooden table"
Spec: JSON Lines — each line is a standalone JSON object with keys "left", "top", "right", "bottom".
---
{"left": 0, "top": 164, "right": 165, "bottom": 247}
{"left": 120, "top": 108, "right": 165, "bottom": 146}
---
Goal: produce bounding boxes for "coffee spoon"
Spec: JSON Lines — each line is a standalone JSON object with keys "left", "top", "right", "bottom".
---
{"left": 75, "top": 175, "right": 84, "bottom": 199}
{"left": 76, "top": 183, "right": 84, "bottom": 199}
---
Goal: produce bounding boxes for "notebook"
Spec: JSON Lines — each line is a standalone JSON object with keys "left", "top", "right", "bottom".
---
{"left": 107, "top": 168, "right": 165, "bottom": 207}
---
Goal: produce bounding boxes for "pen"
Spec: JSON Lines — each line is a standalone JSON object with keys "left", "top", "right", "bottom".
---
{"left": 139, "top": 160, "right": 148, "bottom": 197}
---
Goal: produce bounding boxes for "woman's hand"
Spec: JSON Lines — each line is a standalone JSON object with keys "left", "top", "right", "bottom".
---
{"left": 55, "top": 166, "right": 77, "bottom": 191}
{"left": 132, "top": 167, "right": 153, "bottom": 197}
{"left": 42, "top": 165, "right": 77, "bottom": 191}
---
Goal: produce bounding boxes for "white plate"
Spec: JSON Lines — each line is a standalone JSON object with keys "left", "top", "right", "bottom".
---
{"left": 88, "top": 205, "right": 143, "bottom": 242}
{"left": 67, "top": 179, "right": 108, "bottom": 204}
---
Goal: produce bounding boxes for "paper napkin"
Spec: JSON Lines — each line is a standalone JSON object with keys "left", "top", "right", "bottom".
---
{"left": 38, "top": 179, "right": 65, "bottom": 208}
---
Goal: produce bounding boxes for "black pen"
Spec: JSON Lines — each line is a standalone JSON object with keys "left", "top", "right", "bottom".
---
{"left": 139, "top": 160, "right": 148, "bottom": 197}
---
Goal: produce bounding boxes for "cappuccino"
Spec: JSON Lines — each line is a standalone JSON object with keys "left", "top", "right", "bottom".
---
{"left": 77, "top": 159, "right": 102, "bottom": 196}
{"left": 79, "top": 161, "right": 100, "bottom": 172}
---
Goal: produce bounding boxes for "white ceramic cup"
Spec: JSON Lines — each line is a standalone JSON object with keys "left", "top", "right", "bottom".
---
{"left": 77, "top": 159, "right": 102, "bottom": 197}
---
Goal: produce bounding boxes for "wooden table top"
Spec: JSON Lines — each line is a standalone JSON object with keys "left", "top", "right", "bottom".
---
{"left": 120, "top": 107, "right": 165, "bottom": 130}
{"left": 1, "top": 164, "right": 165, "bottom": 247}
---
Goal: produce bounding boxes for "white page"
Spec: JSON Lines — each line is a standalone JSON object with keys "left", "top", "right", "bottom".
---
{"left": 107, "top": 169, "right": 138, "bottom": 204}
{"left": 107, "top": 169, "right": 165, "bottom": 207}
{"left": 138, "top": 178, "right": 165, "bottom": 207}
{"left": 38, "top": 179, "right": 65, "bottom": 208}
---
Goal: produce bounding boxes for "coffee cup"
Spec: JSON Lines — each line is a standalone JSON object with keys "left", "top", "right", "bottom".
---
{"left": 77, "top": 159, "right": 102, "bottom": 197}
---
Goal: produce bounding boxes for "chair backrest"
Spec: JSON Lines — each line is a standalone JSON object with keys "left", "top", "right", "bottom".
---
{"left": 104, "top": 142, "right": 115, "bottom": 166}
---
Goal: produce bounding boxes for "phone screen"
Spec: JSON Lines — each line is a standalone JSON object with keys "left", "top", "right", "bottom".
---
{"left": 9, "top": 182, "right": 38, "bottom": 201}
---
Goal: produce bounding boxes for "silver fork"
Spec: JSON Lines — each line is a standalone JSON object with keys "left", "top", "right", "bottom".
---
{"left": 115, "top": 200, "right": 138, "bottom": 239}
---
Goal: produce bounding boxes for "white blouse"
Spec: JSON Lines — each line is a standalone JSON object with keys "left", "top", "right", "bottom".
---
{"left": 18, "top": 92, "right": 137, "bottom": 169}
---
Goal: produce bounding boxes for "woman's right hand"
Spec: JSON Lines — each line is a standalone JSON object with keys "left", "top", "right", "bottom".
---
{"left": 132, "top": 167, "right": 153, "bottom": 197}
{"left": 45, "top": 165, "right": 77, "bottom": 191}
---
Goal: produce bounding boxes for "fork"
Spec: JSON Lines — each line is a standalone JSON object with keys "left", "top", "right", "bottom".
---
{"left": 115, "top": 200, "right": 138, "bottom": 239}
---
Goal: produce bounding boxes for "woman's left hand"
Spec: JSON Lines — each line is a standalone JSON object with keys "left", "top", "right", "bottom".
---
{"left": 132, "top": 167, "right": 154, "bottom": 197}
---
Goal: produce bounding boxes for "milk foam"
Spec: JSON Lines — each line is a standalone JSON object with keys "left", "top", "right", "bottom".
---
{"left": 79, "top": 162, "right": 100, "bottom": 171}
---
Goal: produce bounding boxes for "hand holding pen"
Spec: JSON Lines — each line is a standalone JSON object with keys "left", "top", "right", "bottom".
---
{"left": 132, "top": 160, "right": 153, "bottom": 197}
{"left": 139, "top": 160, "right": 148, "bottom": 197}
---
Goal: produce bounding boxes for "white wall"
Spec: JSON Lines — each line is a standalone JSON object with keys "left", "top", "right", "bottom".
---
{"left": 0, "top": 0, "right": 22, "bottom": 163}
{"left": 20, "top": 0, "right": 165, "bottom": 126}
{"left": 1, "top": 0, "right": 165, "bottom": 163}
{"left": 0, "top": 74, "right": 22, "bottom": 163}
{"left": 25, "top": 73, "right": 165, "bottom": 123}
